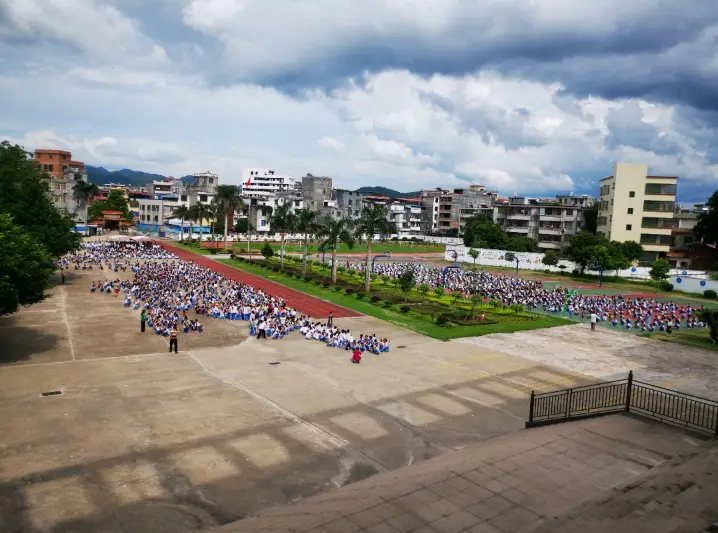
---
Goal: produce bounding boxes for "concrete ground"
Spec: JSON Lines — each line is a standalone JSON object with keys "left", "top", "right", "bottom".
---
{"left": 459, "top": 325, "right": 718, "bottom": 399}
{"left": 1, "top": 267, "right": 716, "bottom": 533}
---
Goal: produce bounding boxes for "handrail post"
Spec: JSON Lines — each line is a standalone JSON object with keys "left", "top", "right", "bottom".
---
{"left": 565, "top": 389, "right": 572, "bottom": 419}
{"left": 625, "top": 370, "right": 633, "bottom": 412}
{"left": 528, "top": 391, "right": 535, "bottom": 426}
{"left": 714, "top": 405, "right": 718, "bottom": 437}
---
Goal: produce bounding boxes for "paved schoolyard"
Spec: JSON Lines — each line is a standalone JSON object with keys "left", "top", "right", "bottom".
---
{"left": 1, "top": 266, "right": 716, "bottom": 533}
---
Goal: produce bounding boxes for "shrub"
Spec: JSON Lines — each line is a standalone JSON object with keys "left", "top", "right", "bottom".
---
{"left": 209, "top": 248, "right": 218, "bottom": 255}
{"left": 704, "top": 289, "right": 717, "bottom": 299}
{"left": 337, "top": 266, "right": 346, "bottom": 273}
{"left": 304, "top": 275, "right": 313, "bottom": 282}
{"left": 382, "top": 300, "right": 393, "bottom": 308}
{"left": 356, "top": 291, "right": 366, "bottom": 299}
{"left": 313, "top": 279, "right": 322, "bottom": 285}
{"left": 400, "top": 305, "right": 410, "bottom": 313}
{"left": 370, "top": 295, "right": 382, "bottom": 303}
{"left": 321, "top": 280, "right": 330, "bottom": 288}
{"left": 436, "top": 314, "right": 449, "bottom": 325}
{"left": 659, "top": 281, "right": 674, "bottom": 292}
{"left": 345, "top": 288, "right": 354, "bottom": 295}
{"left": 261, "top": 242, "right": 274, "bottom": 259}
{"left": 333, "top": 285, "right": 343, "bottom": 291}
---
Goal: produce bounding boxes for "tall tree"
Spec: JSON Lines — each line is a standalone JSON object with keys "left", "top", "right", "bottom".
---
{"left": 317, "top": 216, "right": 355, "bottom": 283}
{"left": 215, "top": 184, "right": 243, "bottom": 250}
{"left": 72, "top": 180, "right": 99, "bottom": 235}
{"left": 353, "top": 204, "right": 395, "bottom": 292}
{"left": 0, "top": 141, "right": 80, "bottom": 257}
{"left": 0, "top": 214, "right": 56, "bottom": 316}
{"left": 173, "top": 205, "right": 190, "bottom": 242}
{"left": 268, "top": 202, "right": 297, "bottom": 270}
{"left": 694, "top": 190, "right": 718, "bottom": 245}
{"left": 566, "top": 232, "right": 603, "bottom": 273}
{"left": 88, "top": 189, "right": 133, "bottom": 222}
{"left": 295, "top": 208, "right": 319, "bottom": 275}
{"left": 463, "top": 214, "right": 506, "bottom": 249}
{"left": 583, "top": 203, "right": 599, "bottom": 234}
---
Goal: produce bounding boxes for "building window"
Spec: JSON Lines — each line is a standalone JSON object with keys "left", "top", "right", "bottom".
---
{"left": 626, "top": 224, "right": 632, "bottom": 231}
{"left": 629, "top": 191, "right": 635, "bottom": 197}
{"left": 627, "top": 208, "right": 633, "bottom": 214}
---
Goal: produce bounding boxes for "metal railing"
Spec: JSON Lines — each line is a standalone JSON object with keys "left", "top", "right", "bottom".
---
{"left": 526, "top": 371, "right": 718, "bottom": 436}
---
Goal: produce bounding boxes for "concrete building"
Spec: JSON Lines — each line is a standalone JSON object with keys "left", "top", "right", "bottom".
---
{"left": 301, "top": 174, "right": 333, "bottom": 214}
{"left": 191, "top": 171, "right": 219, "bottom": 194}
{"left": 150, "top": 179, "right": 173, "bottom": 198}
{"left": 61, "top": 164, "right": 89, "bottom": 219}
{"left": 33, "top": 149, "right": 87, "bottom": 214}
{"left": 597, "top": 163, "right": 677, "bottom": 259}
{"left": 362, "top": 196, "right": 422, "bottom": 237}
{"left": 420, "top": 189, "right": 445, "bottom": 234}
{"left": 241, "top": 168, "right": 294, "bottom": 197}
{"left": 335, "top": 189, "right": 368, "bottom": 220}
{"left": 493, "top": 194, "right": 592, "bottom": 251}
{"left": 437, "top": 188, "right": 496, "bottom": 235}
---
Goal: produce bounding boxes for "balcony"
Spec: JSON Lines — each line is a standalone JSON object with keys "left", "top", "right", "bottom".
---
{"left": 540, "top": 214, "right": 563, "bottom": 222}
{"left": 538, "top": 241, "right": 561, "bottom": 249}
{"left": 506, "top": 213, "right": 530, "bottom": 221}
{"left": 538, "top": 227, "right": 563, "bottom": 235}
{"left": 505, "top": 226, "right": 530, "bottom": 234}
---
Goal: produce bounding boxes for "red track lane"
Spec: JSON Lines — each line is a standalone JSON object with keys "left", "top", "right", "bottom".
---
{"left": 162, "top": 243, "right": 362, "bottom": 318}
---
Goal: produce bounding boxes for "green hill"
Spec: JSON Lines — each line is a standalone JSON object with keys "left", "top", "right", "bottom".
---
{"left": 354, "top": 186, "right": 421, "bottom": 198}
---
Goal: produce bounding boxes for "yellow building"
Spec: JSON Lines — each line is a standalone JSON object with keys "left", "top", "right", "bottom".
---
{"left": 596, "top": 163, "right": 677, "bottom": 260}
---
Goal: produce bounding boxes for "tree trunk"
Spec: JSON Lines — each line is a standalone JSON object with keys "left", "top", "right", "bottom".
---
{"left": 84, "top": 199, "right": 89, "bottom": 236}
{"left": 280, "top": 234, "right": 286, "bottom": 270}
{"left": 223, "top": 208, "right": 229, "bottom": 250}
{"left": 180, "top": 218, "right": 184, "bottom": 242}
{"left": 302, "top": 232, "right": 309, "bottom": 274}
{"left": 211, "top": 220, "right": 216, "bottom": 247}
{"left": 247, "top": 205, "right": 252, "bottom": 258}
{"left": 364, "top": 239, "right": 372, "bottom": 292}
{"left": 331, "top": 248, "right": 337, "bottom": 284}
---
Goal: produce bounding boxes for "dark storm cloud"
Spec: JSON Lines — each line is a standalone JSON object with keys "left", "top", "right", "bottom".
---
{"left": 604, "top": 102, "right": 682, "bottom": 154}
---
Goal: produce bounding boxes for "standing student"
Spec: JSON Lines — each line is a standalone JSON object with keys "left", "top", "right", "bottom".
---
{"left": 257, "top": 319, "right": 267, "bottom": 339}
{"left": 590, "top": 312, "right": 597, "bottom": 331}
{"left": 327, "top": 311, "right": 333, "bottom": 327}
{"left": 140, "top": 310, "right": 146, "bottom": 333}
{"left": 169, "top": 326, "right": 179, "bottom": 353}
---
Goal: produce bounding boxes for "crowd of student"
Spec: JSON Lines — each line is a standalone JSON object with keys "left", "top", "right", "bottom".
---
{"left": 74, "top": 245, "right": 392, "bottom": 357}
{"left": 60, "top": 241, "right": 177, "bottom": 271}
{"left": 348, "top": 261, "right": 708, "bottom": 332}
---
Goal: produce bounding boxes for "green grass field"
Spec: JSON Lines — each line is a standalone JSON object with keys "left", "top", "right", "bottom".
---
{"left": 217, "top": 258, "right": 568, "bottom": 340}
{"left": 641, "top": 328, "right": 718, "bottom": 352}
{"left": 232, "top": 242, "right": 445, "bottom": 255}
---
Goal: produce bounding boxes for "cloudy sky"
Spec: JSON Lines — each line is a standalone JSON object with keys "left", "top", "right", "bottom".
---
{"left": 1, "top": 0, "right": 717, "bottom": 201}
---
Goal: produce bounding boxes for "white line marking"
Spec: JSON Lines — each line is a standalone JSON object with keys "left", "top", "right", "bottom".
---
{"left": 59, "top": 287, "right": 76, "bottom": 361}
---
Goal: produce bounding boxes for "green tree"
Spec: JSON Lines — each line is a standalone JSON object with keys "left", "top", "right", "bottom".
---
{"left": 504, "top": 251, "right": 516, "bottom": 263}
{"left": 618, "top": 241, "right": 644, "bottom": 263}
{"left": 506, "top": 235, "right": 536, "bottom": 252}
{"left": 694, "top": 190, "right": 718, "bottom": 244}
{"left": 88, "top": 189, "right": 133, "bottom": 222}
{"left": 468, "top": 248, "right": 479, "bottom": 266}
{"left": 268, "top": 202, "right": 297, "bottom": 270}
{"left": 72, "top": 180, "right": 99, "bottom": 235}
{"left": 234, "top": 218, "right": 251, "bottom": 234}
{"left": 295, "top": 208, "right": 318, "bottom": 275}
{"left": 353, "top": 204, "right": 396, "bottom": 292}
{"left": 649, "top": 258, "right": 671, "bottom": 281}
{"left": 0, "top": 214, "right": 56, "bottom": 316}
{"left": 463, "top": 214, "right": 506, "bottom": 249}
{"left": 215, "top": 184, "right": 243, "bottom": 250}
{"left": 566, "top": 232, "right": 602, "bottom": 273}
{"left": 397, "top": 269, "right": 415, "bottom": 302}
{"left": 417, "top": 283, "right": 429, "bottom": 301}
{"left": 542, "top": 249, "right": 558, "bottom": 267}
{"left": 261, "top": 242, "right": 274, "bottom": 259}
{"left": 698, "top": 308, "right": 718, "bottom": 342}
{"left": 188, "top": 202, "right": 212, "bottom": 244}
{"left": 470, "top": 293, "right": 483, "bottom": 319}
{"left": 583, "top": 203, "right": 598, "bottom": 234}
{"left": 316, "top": 216, "right": 354, "bottom": 283}
{"left": 173, "top": 205, "right": 190, "bottom": 242}
{"left": 434, "top": 287, "right": 445, "bottom": 298}
{"left": 0, "top": 141, "right": 80, "bottom": 257}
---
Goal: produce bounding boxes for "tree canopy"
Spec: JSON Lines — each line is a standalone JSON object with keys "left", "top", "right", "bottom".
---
{"left": 694, "top": 190, "right": 718, "bottom": 245}
{"left": 566, "top": 232, "right": 642, "bottom": 273}
{"left": 0, "top": 141, "right": 81, "bottom": 315}
{"left": 463, "top": 214, "right": 536, "bottom": 252}
{"left": 88, "top": 189, "right": 133, "bottom": 222}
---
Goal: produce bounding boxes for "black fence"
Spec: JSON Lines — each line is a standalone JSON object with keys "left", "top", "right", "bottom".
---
{"left": 526, "top": 371, "right": 718, "bottom": 437}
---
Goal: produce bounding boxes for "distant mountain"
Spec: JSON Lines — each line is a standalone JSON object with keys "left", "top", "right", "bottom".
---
{"left": 86, "top": 166, "right": 194, "bottom": 187}
{"left": 354, "top": 186, "right": 421, "bottom": 198}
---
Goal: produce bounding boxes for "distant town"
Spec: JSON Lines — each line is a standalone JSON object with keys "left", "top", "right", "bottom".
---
{"left": 33, "top": 148, "right": 711, "bottom": 270}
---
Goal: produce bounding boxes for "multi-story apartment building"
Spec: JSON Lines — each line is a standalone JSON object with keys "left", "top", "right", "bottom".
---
{"left": 437, "top": 188, "right": 496, "bottom": 235}
{"left": 362, "top": 196, "right": 422, "bottom": 237}
{"left": 33, "top": 149, "right": 87, "bottom": 214}
{"left": 241, "top": 168, "right": 294, "bottom": 197}
{"left": 301, "top": 174, "right": 333, "bottom": 214}
{"left": 150, "top": 179, "right": 173, "bottom": 198}
{"left": 596, "top": 163, "right": 677, "bottom": 260}
{"left": 420, "top": 189, "right": 445, "bottom": 234}
{"left": 191, "top": 171, "right": 219, "bottom": 194}
{"left": 494, "top": 194, "right": 592, "bottom": 251}
{"left": 335, "top": 189, "right": 369, "bottom": 220}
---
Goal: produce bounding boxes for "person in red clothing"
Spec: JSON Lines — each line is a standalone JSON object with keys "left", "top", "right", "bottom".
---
{"left": 351, "top": 348, "right": 361, "bottom": 364}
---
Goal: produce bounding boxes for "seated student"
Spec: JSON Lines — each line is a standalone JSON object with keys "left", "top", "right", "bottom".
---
{"left": 351, "top": 348, "right": 362, "bottom": 364}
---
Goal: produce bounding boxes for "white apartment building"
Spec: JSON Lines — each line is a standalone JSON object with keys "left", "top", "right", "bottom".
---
{"left": 241, "top": 168, "right": 295, "bottom": 197}
{"left": 596, "top": 162, "right": 677, "bottom": 259}
{"left": 363, "top": 196, "right": 422, "bottom": 237}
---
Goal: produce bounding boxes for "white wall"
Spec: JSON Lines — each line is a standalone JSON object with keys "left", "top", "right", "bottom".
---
{"left": 444, "top": 245, "right": 708, "bottom": 282}
{"left": 669, "top": 276, "right": 718, "bottom": 293}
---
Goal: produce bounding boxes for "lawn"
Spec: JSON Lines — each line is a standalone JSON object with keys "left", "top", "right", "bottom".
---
{"left": 216, "top": 258, "right": 569, "bottom": 340}
{"left": 171, "top": 241, "right": 214, "bottom": 255}
{"left": 641, "top": 328, "right": 717, "bottom": 352}
{"left": 232, "top": 241, "right": 445, "bottom": 255}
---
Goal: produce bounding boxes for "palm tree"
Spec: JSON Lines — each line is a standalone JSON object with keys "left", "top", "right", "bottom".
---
{"left": 173, "top": 205, "right": 190, "bottom": 242}
{"left": 268, "top": 201, "right": 296, "bottom": 270}
{"left": 353, "top": 204, "right": 395, "bottom": 292}
{"left": 215, "top": 184, "right": 243, "bottom": 250}
{"left": 207, "top": 201, "right": 220, "bottom": 247}
{"left": 72, "top": 180, "right": 99, "bottom": 235}
{"left": 317, "top": 216, "right": 354, "bottom": 283}
{"left": 190, "top": 202, "right": 211, "bottom": 245}
{"left": 295, "top": 208, "right": 319, "bottom": 275}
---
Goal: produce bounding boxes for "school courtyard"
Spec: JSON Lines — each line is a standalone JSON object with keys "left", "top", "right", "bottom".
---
{"left": 0, "top": 266, "right": 716, "bottom": 533}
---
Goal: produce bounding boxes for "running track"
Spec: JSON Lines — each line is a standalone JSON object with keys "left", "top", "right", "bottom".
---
{"left": 161, "top": 243, "right": 362, "bottom": 318}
